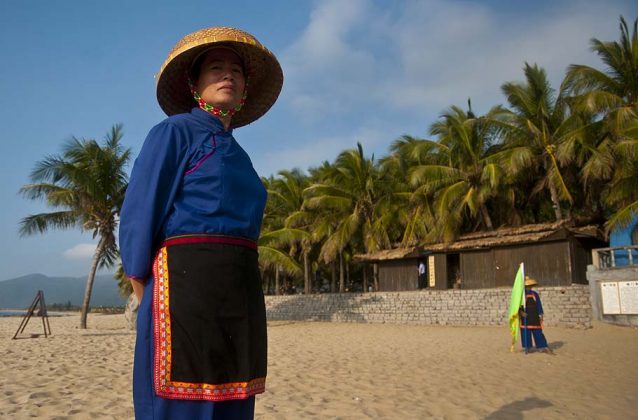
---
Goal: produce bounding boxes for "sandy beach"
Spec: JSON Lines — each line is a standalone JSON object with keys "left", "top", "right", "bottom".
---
{"left": 1, "top": 314, "right": 636, "bottom": 419}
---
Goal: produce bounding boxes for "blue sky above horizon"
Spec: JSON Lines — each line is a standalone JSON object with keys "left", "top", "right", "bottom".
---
{"left": 0, "top": 0, "right": 634, "bottom": 280}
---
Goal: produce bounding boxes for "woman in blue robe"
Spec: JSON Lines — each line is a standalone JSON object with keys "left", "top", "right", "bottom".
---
{"left": 519, "top": 276, "right": 554, "bottom": 354}
{"left": 119, "top": 27, "right": 283, "bottom": 419}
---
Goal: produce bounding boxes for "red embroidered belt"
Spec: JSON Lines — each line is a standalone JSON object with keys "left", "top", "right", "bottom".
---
{"left": 160, "top": 234, "right": 257, "bottom": 250}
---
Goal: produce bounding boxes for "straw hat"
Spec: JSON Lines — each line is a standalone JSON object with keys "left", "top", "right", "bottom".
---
{"left": 156, "top": 27, "right": 283, "bottom": 128}
{"left": 524, "top": 276, "right": 538, "bottom": 287}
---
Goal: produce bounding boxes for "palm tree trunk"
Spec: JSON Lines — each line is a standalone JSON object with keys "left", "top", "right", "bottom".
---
{"left": 303, "top": 252, "right": 310, "bottom": 294}
{"left": 548, "top": 181, "right": 564, "bottom": 221}
{"left": 331, "top": 262, "right": 336, "bottom": 293}
{"left": 80, "top": 237, "right": 106, "bottom": 329}
{"left": 275, "top": 266, "right": 280, "bottom": 295}
{"left": 480, "top": 203, "right": 494, "bottom": 230}
{"left": 373, "top": 263, "right": 379, "bottom": 291}
{"left": 363, "top": 266, "right": 368, "bottom": 293}
{"left": 339, "top": 252, "right": 345, "bottom": 293}
{"left": 260, "top": 268, "right": 267, "bottom": 293}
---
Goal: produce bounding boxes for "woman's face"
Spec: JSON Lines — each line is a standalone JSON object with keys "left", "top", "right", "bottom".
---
{"left": 195, "top": 48, "right": 246, "bottom": 110}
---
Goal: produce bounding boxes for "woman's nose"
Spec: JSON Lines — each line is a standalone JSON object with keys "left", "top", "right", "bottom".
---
{"left": 222, "top": 68, "right": 234, "bottom": 80}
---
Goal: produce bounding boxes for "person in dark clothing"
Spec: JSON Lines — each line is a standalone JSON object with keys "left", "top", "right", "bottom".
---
{"left": 519, "top": 276, "right": 554, "bottom": 354}
{"left": 418, "top": 261, "right": 426, "bottom": 289}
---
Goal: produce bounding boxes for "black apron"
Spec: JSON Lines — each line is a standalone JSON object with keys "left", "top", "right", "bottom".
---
{"left": 151, "top": 234, "right": 267, "bottom": 401}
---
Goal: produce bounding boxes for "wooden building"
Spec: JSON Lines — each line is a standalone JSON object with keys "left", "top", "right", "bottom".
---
{"left": 355, "top": 222, "right": 606, "bottom": 291}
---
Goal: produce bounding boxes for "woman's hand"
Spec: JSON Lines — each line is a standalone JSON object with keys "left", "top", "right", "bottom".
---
{"left": 130, "top": 278, "right": 145, "bottom": 303}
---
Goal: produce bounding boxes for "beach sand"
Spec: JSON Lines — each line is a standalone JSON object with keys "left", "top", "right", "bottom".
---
{"left": 1, "top": 314, "right": 636, "bottom": 419}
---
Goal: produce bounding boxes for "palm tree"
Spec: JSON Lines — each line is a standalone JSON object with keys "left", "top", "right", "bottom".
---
{"left": 408, "top": 102, "right": 509, "bottom": 241}
{"left": 604, "top": 126, "right": 638, "bottom": 231}
{"left": 258, "top": 228, "right": 304, "bottom": 292}
{"left": 380, "top": 135, "right": 438, "bottom": 246}
{"left": 261, "top": 169, "right": 311, "bottom": 293}
{"left": 304, "top": 162, "right": 343, "bottom": 292}
{"left": 563, "top": 16, "right": 638, "bottom": 137}
{"left": 562, "top": 16, "right": 638, "bottom": 230}
{"left": 19, "top": 125, "right": 131, "bottom": 328}
{"left": 115, "top": 264, "right": 132, "bottom": 298}
{"left": 304, "top": 143, "right": 393, "bottom": 291}
{"left": 499, "top": 63, "right": 586, "bottom": 221}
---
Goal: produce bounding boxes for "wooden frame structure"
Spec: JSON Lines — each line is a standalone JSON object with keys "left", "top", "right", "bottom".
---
{"left": 12, "top": 290, "right": 52, "bottom": 339}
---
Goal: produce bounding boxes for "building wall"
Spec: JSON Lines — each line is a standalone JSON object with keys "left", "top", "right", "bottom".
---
{"left": 493, "top": 242, "right": 572, "bottom": 287}
{"left": 609, "top": 216, "right": 638, "bottom": 267}
{"left": 572, "top": 238, "right": 599, "bottom": 284}
{"left": 374, "top": 237, "right": 601, "bottom": 291}
{"left": 432, "top": 254, "right": 447, "bottom": 290}
{"left": 610, "top": 216, "right": 638, "bottom": 247}
{"left": 378, "top": 259, "right": 419, "bottom": 291}
{"left": 450, "top": 242, "right": 574, "bottom": 290}
{"left": 461, "top": 250, "right": 495, "bottom": 289}
{"left": 265, "top": 285, "right": 592, "bottom": 328}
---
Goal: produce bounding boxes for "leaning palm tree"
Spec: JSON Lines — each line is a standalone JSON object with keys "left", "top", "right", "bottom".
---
{"left": 19, "top": 125, "right": 131, "bottom": 328}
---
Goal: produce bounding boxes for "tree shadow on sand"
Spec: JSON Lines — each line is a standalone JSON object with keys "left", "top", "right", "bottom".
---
{"left": 485, "top": 397, "right": 553, "bottom": 419}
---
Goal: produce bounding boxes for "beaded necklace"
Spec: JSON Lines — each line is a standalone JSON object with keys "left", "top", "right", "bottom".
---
{"left": 188, "top": 78, "right": 248, "bottom": 118}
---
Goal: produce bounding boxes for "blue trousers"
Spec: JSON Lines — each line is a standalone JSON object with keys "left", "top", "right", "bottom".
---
{"left": 520, "top": 327, "right": 548, "bottom": 350}
{"left": 133, "top": 278, "right": 256, "bottom": 420}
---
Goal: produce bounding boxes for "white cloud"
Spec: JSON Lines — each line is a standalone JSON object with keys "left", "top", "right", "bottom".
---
{"left": 260, "top": 133, "right": 357, "bottom": 175}
{"left": 282, "top": 0, "right": 377, "bottom": 119}
{"left": 250, "top": 0, "right": 634, "bottom": 179}
{"left": 281, "top": 0, "right": 631, "bottom": 122}
{"left": 257, "top": 120, "right": 396, "bottom": 176}
{"left": 63, "top": 243, "right": 96, "bottom": 260}
{"left": 383, "top": 0, "right": 619, "bottom": 112}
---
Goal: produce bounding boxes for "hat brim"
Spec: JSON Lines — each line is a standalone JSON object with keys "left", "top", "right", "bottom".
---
{"left": 524, "top": 279, "right": 538, "bottom": 286}
{"left": 156, "top": 27, "right": 283, "bottom": 128}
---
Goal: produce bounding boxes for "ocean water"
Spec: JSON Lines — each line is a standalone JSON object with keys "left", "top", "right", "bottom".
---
{"left": 0, "top": 310, "right": 26, "bottom": 317}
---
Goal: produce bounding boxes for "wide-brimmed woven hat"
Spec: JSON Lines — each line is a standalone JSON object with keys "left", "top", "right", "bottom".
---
{"left": 156, "top": 27, "right": 283, "bottom": 128}
{"left": 524, "top": 276, "right": 538, "bottom": 287}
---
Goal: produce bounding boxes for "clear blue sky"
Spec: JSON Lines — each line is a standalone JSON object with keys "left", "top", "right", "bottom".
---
{"left": 0, "top": 0, "right": 634, "bottom": 280}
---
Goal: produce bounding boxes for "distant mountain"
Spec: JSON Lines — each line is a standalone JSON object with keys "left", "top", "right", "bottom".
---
{"left": 0, "top": 273, "right": 126, "bottom": 308}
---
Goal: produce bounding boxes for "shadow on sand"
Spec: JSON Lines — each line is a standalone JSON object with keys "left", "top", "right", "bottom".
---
{"left": 485, "top": 396, "right": 553, "bottom": 419}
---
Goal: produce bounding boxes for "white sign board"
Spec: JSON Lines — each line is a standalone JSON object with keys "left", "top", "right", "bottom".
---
{"left": 428, "top": 255, "right": 435, "bottom": 288}
{"left": 619, "top": 281, "right": 638, "bottom": 314}
{"left": 601, "top": 282, "right": 621, "bottom": 315}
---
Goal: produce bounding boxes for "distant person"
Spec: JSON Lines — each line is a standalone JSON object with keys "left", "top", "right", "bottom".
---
{"left": 418, "top": 260, "right": 427, "bottom": 289}
{"left": 119, "top": 27, "right": 283, "bottom": 419}
{"left": 519, "top": 276, "right": 554, "bottom": 354}
{"left": 453, "top": 269, "right": 462, "bottom": 289}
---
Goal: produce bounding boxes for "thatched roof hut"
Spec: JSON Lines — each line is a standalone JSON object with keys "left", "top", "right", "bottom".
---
{"left": 355, "top": 222, "right": 606, "bottom": 291}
